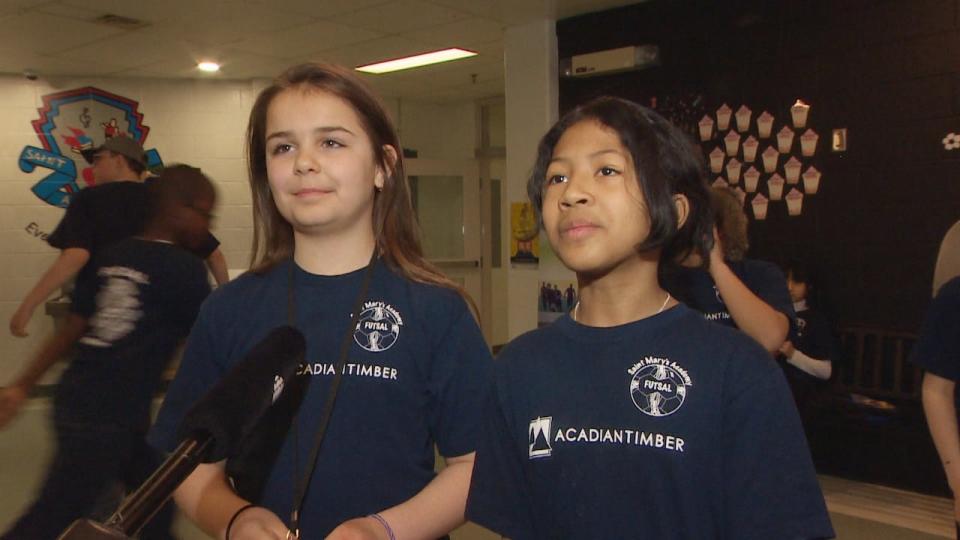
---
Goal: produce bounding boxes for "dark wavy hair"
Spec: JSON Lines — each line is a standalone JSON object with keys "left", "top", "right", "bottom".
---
{"left": 527, "top": 96, "right": 713, "bottom": 268}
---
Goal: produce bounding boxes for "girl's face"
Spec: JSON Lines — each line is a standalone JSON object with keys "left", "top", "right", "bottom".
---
{"left": 541, "top": 120, "right": 653, "bottom": 276}
{"left": 787, "top": 275, "right": 809, "bottom": 302}
{"left": 264, "top": 88, "right": 384, "bottom": 236}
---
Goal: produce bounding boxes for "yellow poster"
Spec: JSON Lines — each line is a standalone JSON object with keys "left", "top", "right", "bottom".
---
{"left": 510, "top": 202, "right": 539, "bottom": 264}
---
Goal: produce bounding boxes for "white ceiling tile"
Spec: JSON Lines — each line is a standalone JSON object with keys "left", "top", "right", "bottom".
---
{"left": 231, "top": 20, "right": 384, "bottom": 59}
{"left": 401, "top": 16, "right": 504, "bottom": 48}
{"left": 248, "top": 0, "right": 394, "bottom": 18}
{"left": 330, "top": 0, "right": 469, "bottom": 34}
{"left": 0, "top": 0, "right": 53, "bottom": 17}
{"left": 0, "top": 11, "right": 127, "bottom": 55}
{"left": 47, "top": 26, "right": 192, "bottom": 71}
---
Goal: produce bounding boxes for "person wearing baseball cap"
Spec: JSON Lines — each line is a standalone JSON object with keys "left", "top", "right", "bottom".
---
{"left": 8, "top": 135, "right": 229, "bottom": 337}
{"left": 80, "top": 135, "right": 148, "bottom": 184}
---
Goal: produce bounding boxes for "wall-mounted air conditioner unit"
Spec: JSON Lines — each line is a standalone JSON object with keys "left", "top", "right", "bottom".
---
{"left": 566, "top": 45, "right": 660, "bottom": 77}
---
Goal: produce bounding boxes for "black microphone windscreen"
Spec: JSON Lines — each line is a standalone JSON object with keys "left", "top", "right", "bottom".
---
{"left": 177, "top": 325, "right": 305, "bottom": 462}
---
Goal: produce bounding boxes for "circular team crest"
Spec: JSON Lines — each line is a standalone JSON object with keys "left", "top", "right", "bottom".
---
{"left": 353, "top": 301, "right": 402, "bottom": 352}
{"left": 630, "top": 363, "right": 690, "bottom": 417}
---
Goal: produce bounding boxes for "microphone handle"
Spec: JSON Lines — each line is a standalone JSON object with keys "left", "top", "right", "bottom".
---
{"left": 105, "top": 436, "right": 212, "bottom": 536}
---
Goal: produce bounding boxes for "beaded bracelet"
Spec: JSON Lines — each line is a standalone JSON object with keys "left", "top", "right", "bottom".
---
{"left": 225, "top": 504, "right": 256, "bottom": 540}
{"left": 368, "top": 512, "right": 397, "bottom": 540}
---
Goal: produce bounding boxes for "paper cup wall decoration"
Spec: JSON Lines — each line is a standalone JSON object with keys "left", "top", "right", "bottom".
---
{"left": 800, "top": 129, "right": 819, "bottom": 157}
{"left": 699, "top": 115, "right": 714, "bottom": 142}
{"left": 785, "top": 188, "right": 804, "bottom": 216}
{"left": 751, "top": 193, "right": 769, "bottom": 220}
{"left": 756, "top": 111, "right": 774, "bottom": 139}
{"left": 712, "top": 177, "right": 728, "bottom": 188}
{"left": 709, "top": 147, "right": 725, "bottom": 173}
{"left": 777, "top": 126, "right": 795, "bottom": 154}
{"left": 742, "top": 136, "right": 759, "bottom": 162}
{"left": 762, "top": 146, "right": 779, "bottom": 173}
{"left": 735, "top": 105, "right": 752, "bottom": 132}
{"left": 767, "top": 173, "right": 785, "bottom": 200}
{"left": 802, "top": 166, "right": 822, "bottom": 195}
{"left": 784, "top": 156, "right": 802, "bottom": 184}
{"left": 724, "top": 130, "right": 741, "bottom": 157}
{"left": 716, "top": 103, "right": 732, "bottom": 131}
{"left": 743, "top": 166, "right": 761, "bottom": 193}
{"left": 790, "top": 99, "right": 810, "bottom": 129}
{"left": 726, "top": 158, "right": 742, "bottom": 184}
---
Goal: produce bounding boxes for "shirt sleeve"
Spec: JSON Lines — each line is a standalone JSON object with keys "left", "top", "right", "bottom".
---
{"left": 910, "top": 279, "right": 960, "bottom": 381}
{"left": 47, "top": 189, "right": 95, "bottom": 251}
{"left": 190, "top": 232, "right": 220, "bottom": 260}
{"left": 148, "top": 297, "right": 227, "bottom": 452}
{"left": 426, "top": 297, "right": 494, "bottom": 458}
{"left": 465, "top": 364, "right": 537, "bottom": 540}
{"left": 748, "top": 261, "right": 798, "bottom": 340}
{"left": 721, "top": 341, "right": 835, "bottom": 539}
{"left": 797, "top": 311, "right": 833, "bottom": 361}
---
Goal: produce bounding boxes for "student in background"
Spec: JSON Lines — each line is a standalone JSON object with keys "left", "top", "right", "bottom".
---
{"left": 8, "top": 136, "right": 227, "bottom": 337}
{"left": 779, "top": 260, "right": 833, "bottom": 418}
{"left": 0, "top": 165, "right": 216, "bottom": 539}
{"left": 661, "top": 186, "right": 793, "bottom": 354}
{"left": 466, "top": 96, "right": 832, "bottom": 539}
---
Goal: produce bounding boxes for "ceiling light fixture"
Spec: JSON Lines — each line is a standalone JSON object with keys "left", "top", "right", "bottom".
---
{"left": 197, "top": 61, "right": 221, "bottom": 73}
{"left": 356, "top": 48, "right": 477, "bottom": 74}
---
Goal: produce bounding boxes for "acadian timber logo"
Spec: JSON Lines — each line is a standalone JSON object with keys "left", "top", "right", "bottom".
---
{"left": 528, "top": 416, "right": 553, "bottom": 458}
{"left": 628, "top": 356, "right": 692, "bottom": 417}
{"left": 18, "top": 87, "right": 163, "bottom": 208}
{"left": 353, "top": 301, "right": 403, "bottom": 352}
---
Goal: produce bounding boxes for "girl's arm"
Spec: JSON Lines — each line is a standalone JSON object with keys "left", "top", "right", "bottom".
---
{"left": 328, "top": 452, "right": 476, "bottom": 540}
{"left": 173, "top": 463, "right": 289, "bottom": 540}
{"left": 921, "top": 372, "right": 960, "bottom": 523}
{"left": 710, "top": 257, "right": 789, "bottom": 354}
{"left": 780, "top": 341, "right": 832, "bottom": 380}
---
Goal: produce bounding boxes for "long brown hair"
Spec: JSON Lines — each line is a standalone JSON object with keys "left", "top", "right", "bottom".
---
{"left": 246, "top": 63, "right": 472, "bottom": 306}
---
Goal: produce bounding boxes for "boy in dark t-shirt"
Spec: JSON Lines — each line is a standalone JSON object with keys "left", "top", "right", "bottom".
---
{"left": 8, "top": 136, "right": 226, "bottom": 337}
{"left": 0, "top": 165, "right": 216, "bottom": 540}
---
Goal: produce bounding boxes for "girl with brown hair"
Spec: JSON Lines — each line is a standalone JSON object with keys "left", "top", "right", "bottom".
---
{"left": 150, "top": 63, "right": 491, "bottom": 540}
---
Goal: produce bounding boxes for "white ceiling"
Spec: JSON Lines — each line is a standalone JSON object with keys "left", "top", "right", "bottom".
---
{"left": 0, "top": 0, "right": 637, "bottom": 101}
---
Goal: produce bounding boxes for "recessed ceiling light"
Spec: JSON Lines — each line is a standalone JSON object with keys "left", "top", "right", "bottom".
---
{"left": 197, "top": 61, "right": 220, "bottom": 73}
{"left": 356, "top": 48, "right": 477, "bottom": 74}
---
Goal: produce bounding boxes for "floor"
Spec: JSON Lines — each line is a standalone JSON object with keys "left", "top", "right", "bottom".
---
{"left": 0, "top": 398, "right": 954, "bottom": 539}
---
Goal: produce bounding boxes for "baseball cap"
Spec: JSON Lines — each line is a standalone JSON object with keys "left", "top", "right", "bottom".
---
{"left": 81, "top": 135, "right": 146, "bottom": 167}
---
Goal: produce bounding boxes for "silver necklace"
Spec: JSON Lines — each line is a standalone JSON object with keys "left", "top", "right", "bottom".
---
{"left": 572, "top": 292, "right": 672, "bottom": 323}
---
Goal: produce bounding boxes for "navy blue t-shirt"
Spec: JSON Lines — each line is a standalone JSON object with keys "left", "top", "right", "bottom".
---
{"left": 662, "top": 258, "right": 796, "bottom": 340}
{"left": 149, "top": 259, "right": 492, "bottom": 537}
{"left": 59, "top": 238, "right": 211, "bottom": 429}
{"left": 911, "top": 276, "right": 960, "bottom": 412}
{"left": 466, "top": 304, "right": 833, "bottom": 539}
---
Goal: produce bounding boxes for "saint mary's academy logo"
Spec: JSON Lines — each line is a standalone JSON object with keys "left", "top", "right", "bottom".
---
{"left": 628, "top": 356, "right": 693, "bottom": 417}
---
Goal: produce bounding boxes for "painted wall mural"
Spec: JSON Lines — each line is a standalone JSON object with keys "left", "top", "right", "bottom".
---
{"left": 18, "top": 86, "right": 163, "bottom": 208}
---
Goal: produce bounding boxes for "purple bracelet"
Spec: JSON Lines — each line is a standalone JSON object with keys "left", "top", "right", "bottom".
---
{"left": 368, "top": 512, "right": 397, "bottom": 540}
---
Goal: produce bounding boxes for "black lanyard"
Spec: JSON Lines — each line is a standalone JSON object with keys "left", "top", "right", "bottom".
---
{"left": 285, "top": 251, "right": 378, "bottom": 538}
